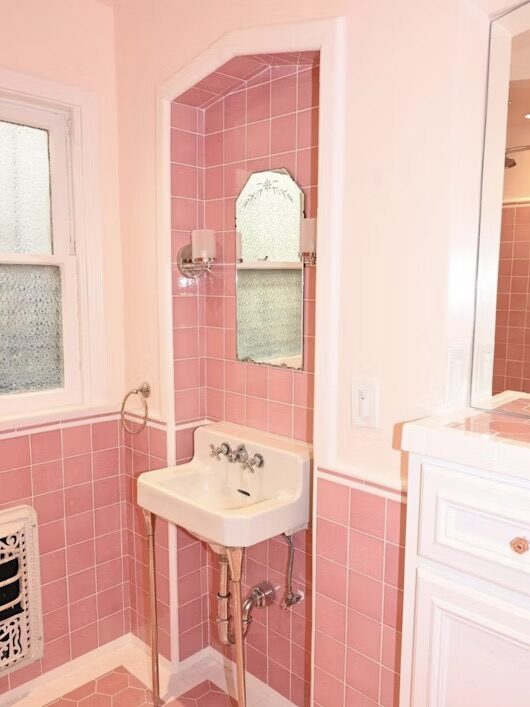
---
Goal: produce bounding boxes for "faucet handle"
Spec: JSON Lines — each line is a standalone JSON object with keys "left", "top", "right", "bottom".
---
{"left": 247, "top": 453, "right": 264, "bottom": 473}
{"left": 210, "top": 442, "right": 230, "bottom": 460}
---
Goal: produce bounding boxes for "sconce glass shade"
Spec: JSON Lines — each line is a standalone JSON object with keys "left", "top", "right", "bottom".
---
{"left": 300, "top": 218, "right": 317, "bottom": 254}
{"left": 191, "top": 229, "right": 216, "bottom": 261}
{"left": 299, "top": 218, "right": 317, "bottom": 265}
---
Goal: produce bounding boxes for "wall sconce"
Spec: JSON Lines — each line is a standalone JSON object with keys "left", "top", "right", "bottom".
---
{"left": 177, "top": 229, "right": 217, "bottom": 279}
{"left": 299, "top": 218, "right": 317, "bottom": 266}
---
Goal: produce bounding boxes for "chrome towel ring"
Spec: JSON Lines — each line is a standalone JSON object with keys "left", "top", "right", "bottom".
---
{"left": 120, "top": 382, "right": 151, "bottom": 434}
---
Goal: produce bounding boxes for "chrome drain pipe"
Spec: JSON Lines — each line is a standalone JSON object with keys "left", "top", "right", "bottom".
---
{"left": 216, "top": 554, "right": 275, "bottom": 646}
{"left": 216, "top": 554, "right": 231, "bottom": 646}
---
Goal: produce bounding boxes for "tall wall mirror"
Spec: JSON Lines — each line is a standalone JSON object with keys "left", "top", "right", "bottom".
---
{"left": 235, "top": 169, "right": 308, "bottom": 370}
{"left": 472, "top": 2, "right": 530, "bottom": 415}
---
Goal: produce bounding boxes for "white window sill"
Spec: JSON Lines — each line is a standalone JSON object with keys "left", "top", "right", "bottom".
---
{"left": 0, "top": 403, "right": 120, "bottom": 435}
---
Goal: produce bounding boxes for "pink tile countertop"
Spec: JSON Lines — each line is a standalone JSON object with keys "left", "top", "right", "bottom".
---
{"left": 401, "top": 396, "right": 530, "bottom": 482}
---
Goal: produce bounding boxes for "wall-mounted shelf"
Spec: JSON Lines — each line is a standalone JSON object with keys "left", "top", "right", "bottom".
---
{"left": 236, "top": 261, "right": 303, "bottom": 271}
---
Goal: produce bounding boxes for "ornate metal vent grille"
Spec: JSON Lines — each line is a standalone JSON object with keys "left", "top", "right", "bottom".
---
{"left": 0, "top": 506, "right": 42, "bottom": 677}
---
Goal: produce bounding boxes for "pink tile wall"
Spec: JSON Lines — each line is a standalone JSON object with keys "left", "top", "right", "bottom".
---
{"left": 494, "top": 203, "right": 530, "bottom": 395}
{"left": 314, "top": 476, "right": 406, "bottom": 707}
{"left": 206, "top": 528, "right": 312, "bottom": 706}
{"left": 171, "top": 102, "right": 206, "bottom": 425}
{"left": 0, "top": 418, "right": 128, "bottom": 694}
{"left": 122, "top": 422, "right": 170, "bottom": 659}
{"left": 170, "top": 59, "right": 318, "bottom": 698}
{"left": 201, "top": 62, "right": 318, "bottom": 442}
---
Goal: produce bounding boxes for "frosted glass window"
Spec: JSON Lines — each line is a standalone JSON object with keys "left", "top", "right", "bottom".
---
{"left": 0, "top": 120, "right": 52, "bottom": 254}
{"left": 0, "top": 264, "right": 63, "bottom": 394}
{"left": 237, "top": 269, "right": 303, "bottom": 367}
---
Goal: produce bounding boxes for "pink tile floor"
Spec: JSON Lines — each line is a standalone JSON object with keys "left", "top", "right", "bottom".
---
{"left": 44, "top": 667, "right": 233, "bottom": 707}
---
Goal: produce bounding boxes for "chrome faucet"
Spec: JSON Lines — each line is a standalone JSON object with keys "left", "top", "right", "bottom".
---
{"left": 228, "top": 444, "right": 249, "bottom": 464}
{"left": 211, "top": 441, "right": 265, "bottom": 472}
{"left": 210, "top": 442, "right": 231, "bottom": 460}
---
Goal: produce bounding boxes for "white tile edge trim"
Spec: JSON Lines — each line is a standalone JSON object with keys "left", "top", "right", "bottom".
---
{"left": 317, "top": 469, "right": 405, "bottom": 503}
{"left": 0, "top": 635, "right": 293, "bottom": 707}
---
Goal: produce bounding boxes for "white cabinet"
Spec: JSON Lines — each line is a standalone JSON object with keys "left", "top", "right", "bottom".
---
{"left": 400, "top": 454, "right": 530, "bottom": 707}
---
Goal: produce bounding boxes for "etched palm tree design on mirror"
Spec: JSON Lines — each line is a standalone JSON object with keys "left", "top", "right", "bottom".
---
{"left": 235, "top": 169, "right": 305, "bottom": 370}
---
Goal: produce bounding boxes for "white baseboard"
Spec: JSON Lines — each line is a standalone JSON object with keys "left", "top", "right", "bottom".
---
{"left": 0, "top": 635, "right": 293, "bottom": 707}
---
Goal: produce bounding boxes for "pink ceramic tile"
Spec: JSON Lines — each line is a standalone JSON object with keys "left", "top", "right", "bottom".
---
{"left": 218, "top": 56, "right": 264, "bottom": 80}
{"left": 63, "top": 453, "right": 92, "bottom": 487}
{"left": 247, "top": 120, "right": 270, "bottom": 159}
{"left": 172, "top": 197, "right": 200, "bottom": 231}
{"left": 65, "top": 482, "right": 93, "bottom": 516}
{"left": 350, "top": 488, "right": 385, "bottom": 538}
{"left": 271, "top": 114, "right": 296, "bottom": 154}
{"left": 174, "top": 359, "right": 201, "bottom": 391}
{"left": 31, "top": 430, "right": 62, "bottom": 464}
{"left": 268, "top": 401, "right": 293, "bottom": 437}
{"left": 224, "top": 126, "right": 246, "bottom": 163}
{"left": 384, "top": 542, "right": 405, "bottom": 588}
{"left": 347, "top": 610, "right": 381, "bottom": 662}
{"left": 171, "top": 102, "right": 198, "bottom": 131}
{"left": 383, "top": 585, "right": 403, "bottom": 631}
{"left": 346, "top": 650, "right": 380, "bottom": 703}
{"left": 246, "top": 396, "right": 268, "bottom": 431}
{"left": 43, "top": 606, "right": 69, "bottom": 642}
{"left": 385, "top": 499, "right": 406, "bottom": 546}
{"left": 314, "top": 630, "right": 345, "bottom": 681}
{"left": 1, "top": 466, "right": 32, "bottom": 504}
{"left": 91, "top": 421, "right": 119, "bottom": 451}
{"left": 314, "top": 667, "right": 345, "bottom": 707}
{"left": 349, "top": 529, "right": 384, "bottom": 580}
{"left": 317, "top": 478, "right": 350, "bottom": 525}
{"left": 245, "top": 366, "right": 268, "bottom": 398}
{"left": 348, "top": 571, "right": 383, "bottom": 622}
{"left": 271, "top": 74, "right": 297, "bottom": 116}
{"left": 382, "top": 625, "right": 402, "bottom": 673}
{"left": 316, "top": 556, "right": 347, "bottom": 605}
{"left": 247, "top": 82, "right": 271, "bottom": 123}
{"left": 62, "top": 425, "right": 91, "bottom": 458}
{"left": 67, "top": 539, "right": 95, "bottom": 575}
{"left": 225, "top": 392, "right": 245, "bottom": 424}
{"left": 93, "top": 448, "right": 119, "bottom": 480}
{"left": 69, "top": 595, "right": 97, "bottom": 631}
{"left": 31, "top": 459, "right": 62, "bottom": 495}
{"left": 171, "top": 128, "right": 198, "bottom": 165}
{"left": 317, "top": 518, "right": 348, "bottom": 565}
{"left": 380, "top": 668, "right": 400, "bottom": 707}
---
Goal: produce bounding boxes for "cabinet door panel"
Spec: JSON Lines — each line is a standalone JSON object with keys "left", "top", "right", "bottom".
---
{"left": 420, "top": 463, "right": 530, "bottom": 594}
{"left": 411, "top": 570, "right": 530, "bottom": 707}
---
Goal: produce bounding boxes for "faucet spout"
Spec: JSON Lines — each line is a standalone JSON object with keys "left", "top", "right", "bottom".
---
{"left": 228, "top": 444, "right": 249, "bottom": 464}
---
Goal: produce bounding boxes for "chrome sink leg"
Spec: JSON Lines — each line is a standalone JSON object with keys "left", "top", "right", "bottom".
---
{"left": 143, "top": 510, "right": 161, "bottom": 706}
{"left": 226, "top": 547, "right": 246, "bottom": 707}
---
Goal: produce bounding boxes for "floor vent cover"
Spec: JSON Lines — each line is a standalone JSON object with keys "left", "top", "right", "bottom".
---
{"left": 0, "top": 505, "right": 42, "bottom": 677}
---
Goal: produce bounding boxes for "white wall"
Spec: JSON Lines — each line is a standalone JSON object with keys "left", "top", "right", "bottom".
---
{"left": 112, "top": 0, "right": 514, "bottom": 489}
{"left": 0, "top": 0, "right": 125, "bottom": 409}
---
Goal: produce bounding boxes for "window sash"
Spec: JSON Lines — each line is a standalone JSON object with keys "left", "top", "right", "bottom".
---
{"left": 0, "top": 101, "right": 81, "bottom": 416}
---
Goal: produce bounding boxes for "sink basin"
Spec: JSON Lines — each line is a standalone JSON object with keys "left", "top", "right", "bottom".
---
{"left": 137, "top": 422, "right": 312, "bottom": 547}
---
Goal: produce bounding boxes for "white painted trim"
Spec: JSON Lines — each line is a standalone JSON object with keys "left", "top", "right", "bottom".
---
{"left": 0, "top": 634, "right": 294, "bottom": 707}
{"left": 0, "top": 406, "right": 118, "bottom": 438}
{"left": 317, "top": 469, "right": 406, "bottom": 503}
{"left": 155, "top": 22, "right": 346, "bottom": 678}
{"left": 0, "top": 68, "right": 109, "bottom": 422}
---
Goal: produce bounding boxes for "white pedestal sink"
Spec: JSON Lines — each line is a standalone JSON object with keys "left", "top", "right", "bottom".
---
{"left": 137, "top": 421, "right": 312, "bottom": 547}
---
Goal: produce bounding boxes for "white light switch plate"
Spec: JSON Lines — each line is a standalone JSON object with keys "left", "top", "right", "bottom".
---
{"left": 351, "top": 378, "right": 379, "bottom": 428}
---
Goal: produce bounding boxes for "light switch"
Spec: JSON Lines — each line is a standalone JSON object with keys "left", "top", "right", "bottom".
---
{"left": 351, "top": 379, "right": 379, "bottom": 428}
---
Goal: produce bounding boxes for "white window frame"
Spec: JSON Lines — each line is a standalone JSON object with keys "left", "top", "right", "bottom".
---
{"left": 0, "top": 69, "right": 107, "bottom": 420}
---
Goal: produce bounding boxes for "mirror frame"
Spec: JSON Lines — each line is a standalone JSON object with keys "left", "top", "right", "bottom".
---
{"left": 471, "top": 1, "right": 530, "bottom": 415}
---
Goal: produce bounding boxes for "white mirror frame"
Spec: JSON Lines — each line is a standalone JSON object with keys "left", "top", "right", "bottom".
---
{"left": 472, "top": 2, "right": 530, "bottom": 406}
